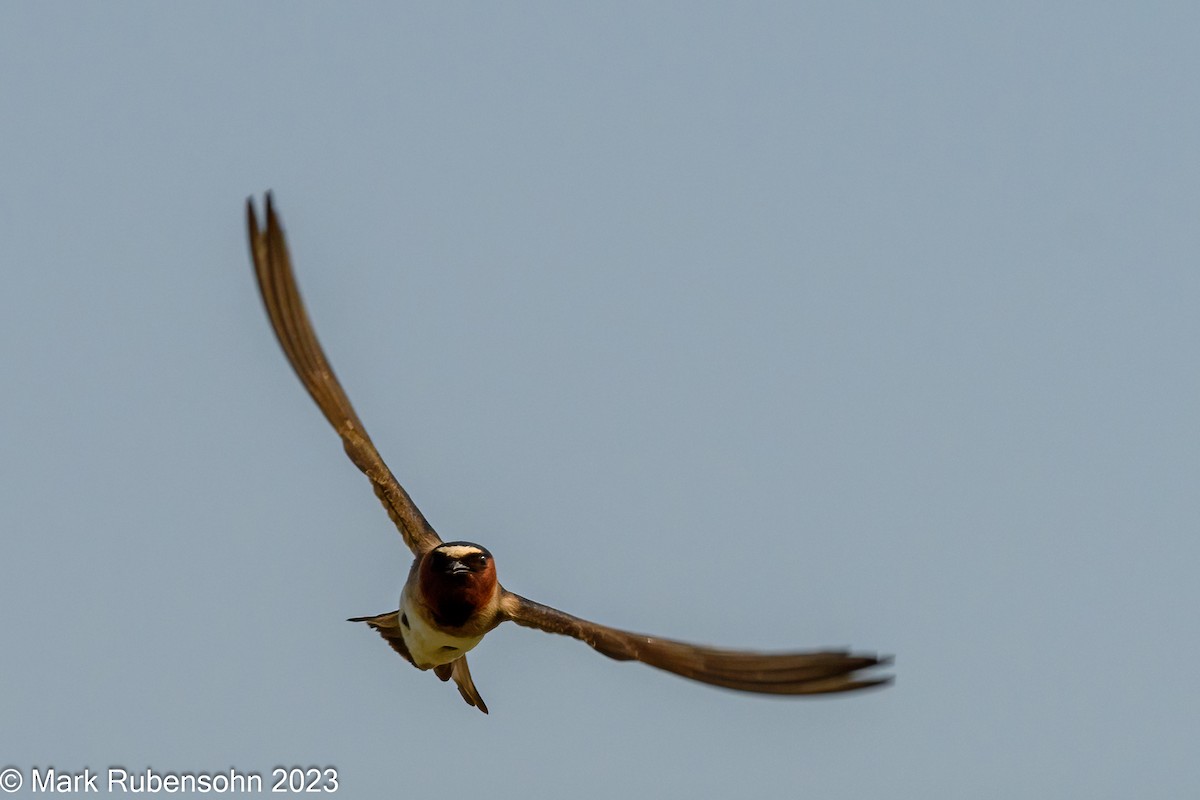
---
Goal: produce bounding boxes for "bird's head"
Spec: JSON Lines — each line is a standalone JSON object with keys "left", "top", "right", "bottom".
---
{"left": 418, "top": 542, "right": 499, "bottom": 627}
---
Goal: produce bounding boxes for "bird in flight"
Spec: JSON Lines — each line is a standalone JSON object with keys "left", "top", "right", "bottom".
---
{"left": 246, "top": 193, "right": 891, "bottom": 714}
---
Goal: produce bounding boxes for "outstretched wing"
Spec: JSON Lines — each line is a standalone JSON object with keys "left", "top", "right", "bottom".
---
{"left": 247, "top": 193, "right": 442, "bottom": 557}
{"left": 499, "top": 592, "right": 891, "bottom": 695}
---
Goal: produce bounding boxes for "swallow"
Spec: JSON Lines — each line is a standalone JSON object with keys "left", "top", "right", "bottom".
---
{"left": 246, "top": 193, "right": 892, "bottom": 714}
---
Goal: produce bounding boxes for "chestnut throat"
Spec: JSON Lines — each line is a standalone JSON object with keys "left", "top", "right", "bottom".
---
{"left": 429, "top": 595, "right": 479, "bottom": 629}
{"left": 422, "top": 577, "right": 492, "bottom": 629}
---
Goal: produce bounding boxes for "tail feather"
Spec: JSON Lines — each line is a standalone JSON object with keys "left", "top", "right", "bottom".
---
{"left": 451, "top": 656, "right": 489, "bottom": 714}
{"left": 348, "top": 611, "right": 488, "bottom": 712}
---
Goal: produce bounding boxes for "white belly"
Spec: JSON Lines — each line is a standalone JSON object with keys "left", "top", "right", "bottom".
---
{"left": 400, "top": 594, "right": 484, "bottom": 669}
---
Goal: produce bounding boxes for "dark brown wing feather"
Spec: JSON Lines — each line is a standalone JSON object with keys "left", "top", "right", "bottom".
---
{"left": 247, "top": 194, "right": 441, "bottom": 557}
{"left": 347, "top": 610, "right": 414, "bottom": 663}
{"left": 500, "top": 592, "right": 891, "bottom": 695}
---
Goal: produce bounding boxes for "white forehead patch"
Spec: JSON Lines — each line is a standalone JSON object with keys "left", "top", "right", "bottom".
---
{"left": 438, "top": 544, "right": 484, "bottom": 559}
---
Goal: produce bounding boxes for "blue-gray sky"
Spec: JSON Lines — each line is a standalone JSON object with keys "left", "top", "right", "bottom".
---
{"left": 2, "top": 3, "right": 1197, "bottom": 797}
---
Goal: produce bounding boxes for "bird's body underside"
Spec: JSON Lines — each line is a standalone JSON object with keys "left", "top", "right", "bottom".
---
{"left": 246, "top": 193, "right": 892, "bottom": 714}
